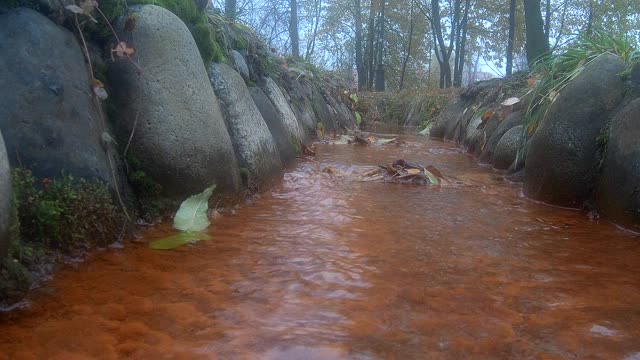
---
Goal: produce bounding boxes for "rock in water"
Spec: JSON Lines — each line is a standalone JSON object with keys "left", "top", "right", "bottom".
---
{"left": 0, "top": 8, "right": 113, "bottom": 185}
{"left": 109, "top": 5, "right": 241, "bottom": 197}
{"left": 493, "top": 125, "right": 524, "bottom": 170}
{"left": 249, "top": 87, "right": 298, "bottom": 166}
{"left": 523, "top": 54, "right": 626, "bottom": 207}
{"left": 0, "top": 130, "right": 11, "bottom": 259}
{"left": 209, "top": 63, "right": 282, "bottom": 189}
{"left": 480, "top": 111, "right": 524, "bottom": 164}
{"left": 597, "top": 99, "right": 640, "bottom": 229}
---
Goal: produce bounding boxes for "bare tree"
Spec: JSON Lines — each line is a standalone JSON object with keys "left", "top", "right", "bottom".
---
{"left": 523, "top": 0, "right": 548, "bottom": 65}
{"left": 289, "top": 0, "right": 300, "bottom": 58}
{"left": 506, "top": 0, "right": 516, "bottom": 75}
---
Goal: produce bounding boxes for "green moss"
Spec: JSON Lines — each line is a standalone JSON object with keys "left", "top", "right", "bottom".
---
{"left": 239, "top": 168, "right": 250, "bottom": 188}
{"left": 124, "top": 154, "right": 175, "bottom": 221}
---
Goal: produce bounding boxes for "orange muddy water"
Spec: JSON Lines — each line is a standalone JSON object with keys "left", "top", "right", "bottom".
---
{"left": 1, "top": 134, "right": 640, "bottom": 359}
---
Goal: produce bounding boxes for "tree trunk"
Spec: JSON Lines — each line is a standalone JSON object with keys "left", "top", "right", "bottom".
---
{"left": 431, "top": 0, "right": 453, "bottom": 88}
{"left": 544, "top": 0, "right": 551, "bottom": 45}
{"left": 355, "top": 0, "right": 366, "bottom": 90}
{"left": 305, "top": 0, "right": 322, "bottom": 61}
{"left": 366, "top": 0, "right": 377, "bottom": 90}
{"left": 523, "top": 0, "right": 549, "bottom": 65}
{"left": 586, "top": 0, "right": 594, "bottom": 37}
{"left": 289, "top": 0, "right": 300, "bottom": 58}
{"left": 374, "top": 0, "right": 386, "bottom": 91}
{"left": 453, "top": 0, "right": 470, "bottom": 87}
{"left": 399, "top": 0, "right": 415, "bottom": 90}
{"left": 506, "top": 0, "right": 516, "bottom": 75}
{"left": 224, "top": 0, "right": 237, "bottom": 21}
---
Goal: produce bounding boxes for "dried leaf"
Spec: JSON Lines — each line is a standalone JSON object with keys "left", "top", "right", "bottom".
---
{"left": 64, "top": 4, "right": 85, "bottom": 14}
{"left": 79, "top": 0, "right": 97, "bottom": 14}
{"left": 481, "top": 110, "right": 494, "bottom": 122}
{"left": 406, "top": 168, "right": 422, "bottom": 175}
{"left": 111, "top": 41, "right": 135, "bottom": 59}
{"left": 303, "top": 144, "right": 316, "bottom": 156}
{"left": 92, "top": 79, "right": 108, "bottom": 100}
{"left": 124, "top": 14, "right": 138, "bottom": 32}
{"left": 367, "top": 136, "right": 377, "bottom": 143}
{"left": 353, "top": 135, "right": 370, "bottom": 146}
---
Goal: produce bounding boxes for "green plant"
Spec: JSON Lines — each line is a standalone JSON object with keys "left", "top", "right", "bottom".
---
{"left": 13, "top": 169, "right": 121, "bottom": 250}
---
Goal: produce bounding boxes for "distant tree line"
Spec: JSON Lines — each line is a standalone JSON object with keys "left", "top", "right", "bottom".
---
{"left": 215, "top": 0, "right": 640, "bottom": 90}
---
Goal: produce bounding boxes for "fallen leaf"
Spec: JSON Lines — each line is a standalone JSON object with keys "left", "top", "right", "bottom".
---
{"left": 124, "top": 14, "right": 138, "bottom": 32}
{"left": 367, "top": 136, "right": 377, "bottom": 143}
{"left": 111, "top": 41, "right": 135, "bottom": 60}
{"left": 481, "top": 110, "right": 494, "bottom": 122}
{"left": 424, "top": 169, "right": 440, "bottom": 185}
{"left": 406, "top": 168, "right": 421, "bottom": 175}
{"left": 64, "top": 4, "right": 85, "bottom": 14}
{"left": 149, "top": 232, "right": 212, "bottom": 250}
{"left": 92, "top": 79, "right": 108, "bottom": 100}
{"left": 303, "top": 144, "right": 316, "bottom": 156}
{"left": 79, "top": 0, "right": 97, "bottom": 14}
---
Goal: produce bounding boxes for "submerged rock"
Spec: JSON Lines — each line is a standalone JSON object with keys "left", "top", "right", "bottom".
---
{"left": 209, "top": 63, "right": 282, "bottom": 189}
{"left": 597, "top": 98, "right": 640, "bottom": 228}
{"left": 0, "top": 8, "right": 113, "bottom": 185}
{"left": 109, "top": 5, "right": 241, "bottom": 197}
{"left": 523, "top": 54, "right": 626, "bottom": 207}
{"left": 493, "top": 125, "right": 524, "bottom": 170}
{"left": 0, "top": 130, "right": 10, "bottom": 259}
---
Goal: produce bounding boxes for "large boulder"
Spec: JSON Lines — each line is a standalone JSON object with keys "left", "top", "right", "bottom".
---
{"left": 0, "top": 130, "right": 11, "bottom": 259}
{"left": 523, "top": 54, "right": 627, "bottom": 207}
{"left": 0, "top": 8, "right": 113, "bottom": 185}
{"left": 430, "top": 100, "right": 466, "bottom": 139}
{"left": 109, "top": 5, "right": 241, "bottom": 197}
{"left": 209, "top": 64, "right": 282, "bottom": 188}
{"left": 261, "top": 77, "right": 307, "bottom": 145}
{"left": 480, "top": 111, "right": 524, "bottom": 163}
{"left": 249, "top": 87, "right": 297, "bottom": 165}
{"left": 493, "top": 125, "right": 524, "bottom": 170}
{"left": 597, "top": 99, "right": 640, "bottom": 228}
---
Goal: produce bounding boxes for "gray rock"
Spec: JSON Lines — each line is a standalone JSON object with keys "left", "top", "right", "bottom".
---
{"left": 249, "top": 87, "right": 297, "bottom": 165}
{"left": 109, "top": 5, "right": 241, "bottom": 197}
{"left": 463, "top": 117, "right": 483, "bottom": 151}
{"left": 291, "top": 100, "right": 316, "bottom": 135}
{"left": 230, "top": 50, "right": 250, "bottom": 81}
{"left": 0, "top": 8, "right": 113, "bottom": 185}
{"left": 261, "top": 77, "right": 307, "bottom": 145}
{"left": 311, "top": 90, "right": 338, "bottom": 134}
{"left": 430, "top": 101, "right": 466, "bottom": 139}
{"left": 493, "top": 125, "right": 524, "bottom": 170}
{"left": 524, "top": 54, "right": 626, "bottom": 207}
{"left": 631, "top": 63, "right": 640, "bottom": 89}
{"left": 0, "top": 130, "right": 11, "bottom": 259}
{"left": 597, "top": 98, "right": 640, "bottom": 228}
{"left": 480, "top": 111, "right": 524, "bottom": 163}
{"left": 209, "top": 64, "right": 282, "bottom": 189}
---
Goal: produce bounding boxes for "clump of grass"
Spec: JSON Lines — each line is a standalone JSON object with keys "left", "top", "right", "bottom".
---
{"left": 518, "top": 31, "right": 640, "bottom": 161}
{"left": 1, "top": 169, "right": 123, "bottom": 301}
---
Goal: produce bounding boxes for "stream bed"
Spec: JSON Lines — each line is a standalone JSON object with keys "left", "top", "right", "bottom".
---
{"left": 1, "top": 134, "right": 639, "bottom": 359}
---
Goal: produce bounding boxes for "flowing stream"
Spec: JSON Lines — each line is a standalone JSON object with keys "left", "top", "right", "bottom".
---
{"left": 1, "top": 133, "right": 640, "bottom": 359}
